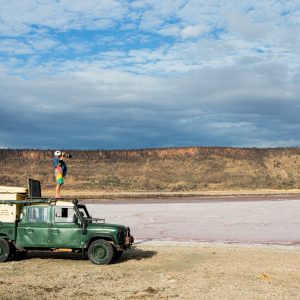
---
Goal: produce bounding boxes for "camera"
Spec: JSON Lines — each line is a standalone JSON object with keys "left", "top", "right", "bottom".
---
{"left": 63, "top": 153, "right": 72, "bottom": 158}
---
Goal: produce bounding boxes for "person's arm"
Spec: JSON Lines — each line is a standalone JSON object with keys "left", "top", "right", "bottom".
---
{"left": 61, "top": 160, "right": 68, "bottom": 176}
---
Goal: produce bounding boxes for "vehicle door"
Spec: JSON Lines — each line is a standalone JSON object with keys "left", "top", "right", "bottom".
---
{"left": 49, "top": 206, "right": 81, "bottom": 248}
{"left": 19, "top": 205, "right": 50, "bottom": 247}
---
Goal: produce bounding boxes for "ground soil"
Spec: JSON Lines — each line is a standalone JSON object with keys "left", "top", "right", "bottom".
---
{"left": 0, "top": 243, "right": 299, "bottom": 300}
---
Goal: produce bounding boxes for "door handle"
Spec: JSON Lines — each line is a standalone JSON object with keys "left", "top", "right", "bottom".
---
{"left": 50, "top": 229, "right": 59, "bottom": 233}
{"left": 25, "top": 227, "right": 33, "bottom": 233}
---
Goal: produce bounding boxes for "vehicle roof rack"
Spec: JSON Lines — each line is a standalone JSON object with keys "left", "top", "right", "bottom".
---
{"left": 0, "top": 198, "right": 57, "bottom": 205}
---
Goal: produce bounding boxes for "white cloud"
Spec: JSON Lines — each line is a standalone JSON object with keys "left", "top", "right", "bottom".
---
{"left": 158, "top": 25, "right": 181, "bottom": 37}
{"left": 130, "top": 1, "right": 148, "bottom": 10}
{"left": 0, "top": 0, "right": 127, "bottom": 36}
{"left": 139, "top": 11, "right": 164, "bottom": 30}
{"left": 1, "top": 50, "right": 299, "bottom": 147}
{"left": 181, "top": 24, "right": 211, "bottom": 38}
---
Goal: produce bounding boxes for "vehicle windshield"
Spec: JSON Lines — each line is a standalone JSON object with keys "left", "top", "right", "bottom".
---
{"left": 77, "top": 204, "right": 105, "bottom": 223}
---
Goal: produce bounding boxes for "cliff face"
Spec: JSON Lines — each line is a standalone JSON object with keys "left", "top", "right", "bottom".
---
{"left": 1, "top": 147, "right": 300, "bottom": 191}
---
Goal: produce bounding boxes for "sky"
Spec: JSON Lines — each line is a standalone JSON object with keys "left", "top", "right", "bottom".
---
{"left": 0, "top": 0, "right": 300, "bottom": 150}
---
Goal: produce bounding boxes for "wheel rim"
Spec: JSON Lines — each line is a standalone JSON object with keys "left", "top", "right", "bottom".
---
{"left": 0, "top": 246, "right": 3, "bottom": 256}
{"left": 93, "top": 245, "right": 106, "bottom": 261}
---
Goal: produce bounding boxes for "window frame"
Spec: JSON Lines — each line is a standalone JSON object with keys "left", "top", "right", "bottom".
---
{"left": 54, "top": 206, "right": 76, "bottom": 223}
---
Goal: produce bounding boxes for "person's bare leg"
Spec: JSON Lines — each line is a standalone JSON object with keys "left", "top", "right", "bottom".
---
{"left": 55, "top": 184, "right": 61, "bottom": 198}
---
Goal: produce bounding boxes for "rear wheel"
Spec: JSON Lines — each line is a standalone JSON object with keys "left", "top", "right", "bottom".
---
{"left": 88, "top": 239, "right": 114, "bottom": 265}
{"left": 0, "top": 238, "right": 10, "bottom": 262}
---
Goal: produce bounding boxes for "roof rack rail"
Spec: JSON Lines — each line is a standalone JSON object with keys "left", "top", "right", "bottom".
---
{"left": 0, "top": 198, "right": 58, "bottom": 205}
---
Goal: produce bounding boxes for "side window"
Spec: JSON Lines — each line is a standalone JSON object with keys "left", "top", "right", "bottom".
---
{"left": 28, "top": 207, "right": 49, "bottom": 223}
{"left": 55, "top": 207, "right": 75, "bottom": 223}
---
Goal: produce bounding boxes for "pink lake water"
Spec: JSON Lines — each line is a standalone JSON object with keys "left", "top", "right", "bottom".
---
{"left": 87, "top": 199, "right": 300, "bottom": 245}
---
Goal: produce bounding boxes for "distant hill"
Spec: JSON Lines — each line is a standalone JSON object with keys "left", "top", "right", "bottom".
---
{"left": 1, "top": 147, "right": 300, "bottom": 195}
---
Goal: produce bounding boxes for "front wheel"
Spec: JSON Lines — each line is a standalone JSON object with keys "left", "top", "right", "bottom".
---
{"left": 0, "top": 238, "right": 11, "bottom": 262}
{"left": 88, "top": 239, "right": 114, "bottom": 265}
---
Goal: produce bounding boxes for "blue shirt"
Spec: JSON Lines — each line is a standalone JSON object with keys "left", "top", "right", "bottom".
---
{"left": 52, "top": 157, "right": 67, "bottom": 177}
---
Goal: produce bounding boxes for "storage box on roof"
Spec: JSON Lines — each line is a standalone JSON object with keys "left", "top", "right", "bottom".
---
{"left": 0, "top": 186, "right": 27, "bottom": 222}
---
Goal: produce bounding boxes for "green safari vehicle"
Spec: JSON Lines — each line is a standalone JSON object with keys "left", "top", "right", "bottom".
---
{"left": 0, "top": 198, "right": 134, "bottom": 265}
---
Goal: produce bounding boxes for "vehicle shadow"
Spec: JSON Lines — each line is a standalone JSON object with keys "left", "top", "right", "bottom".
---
{"left": 13, "top": 246, "right": 157, "bottom": 264}
{"left": 15, "top": 251, "right": 84, "bottom": 261}
{"left": 117, "top": 246, "right": 157, "bottom": 264}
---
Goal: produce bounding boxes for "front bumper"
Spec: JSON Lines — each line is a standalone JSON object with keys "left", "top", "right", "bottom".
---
{"left": 124, "top": 227, "right": 134, "bottom": 249}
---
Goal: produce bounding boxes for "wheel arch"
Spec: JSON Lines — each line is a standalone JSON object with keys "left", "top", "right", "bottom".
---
{"left": 87, "top": 234, "right": 117, "bottom": 248}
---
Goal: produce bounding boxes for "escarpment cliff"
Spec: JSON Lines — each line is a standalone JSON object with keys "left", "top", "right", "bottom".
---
{"left": 1, "top": 147, "right": 300, "bottom": 192}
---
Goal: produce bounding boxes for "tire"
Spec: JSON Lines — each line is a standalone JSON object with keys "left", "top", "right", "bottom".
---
{"left": 88, "top": 239, "right": 114, "bottom": 265}
{"left": 0, "top": 238, "right": 11, "bottom": 262}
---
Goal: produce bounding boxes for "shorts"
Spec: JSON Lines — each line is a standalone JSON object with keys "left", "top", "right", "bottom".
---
{"left": 55, "top": 166, "right": 64, "bottom": 185}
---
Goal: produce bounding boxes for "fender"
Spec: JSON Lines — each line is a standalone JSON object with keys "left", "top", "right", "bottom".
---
{"left": 86, "top": 234, "right": 118, "bottom": 249}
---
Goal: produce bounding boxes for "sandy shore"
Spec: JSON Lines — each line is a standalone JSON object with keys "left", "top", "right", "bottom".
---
{"left": 80, "top": 194, "right": 300, "bottom": 204}
{"left": 42, "top": 189, "right": 300, "bottom": 202}
{"left": 0, "top": 243, "right": 299, "bottom": 300}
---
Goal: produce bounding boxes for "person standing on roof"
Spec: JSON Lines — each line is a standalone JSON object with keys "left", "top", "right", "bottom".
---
{"left": 53, "top": 150, "right": 68, "bottom": 198}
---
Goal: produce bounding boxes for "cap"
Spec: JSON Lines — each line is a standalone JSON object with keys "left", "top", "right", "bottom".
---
{"left": 54, "top": 150, "right": 62, "bottom": 156}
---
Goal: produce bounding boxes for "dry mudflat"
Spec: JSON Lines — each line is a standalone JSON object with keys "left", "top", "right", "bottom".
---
{"left": 0, "top": 243, "right": 299, "bottom": 300}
